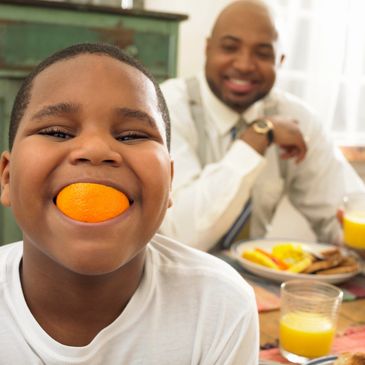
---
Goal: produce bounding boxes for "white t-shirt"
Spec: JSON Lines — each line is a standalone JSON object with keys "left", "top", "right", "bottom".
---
{"left": 159, "top": 74, "right": 365, "bottom": 250}
{"left": 0, "top": 234, "right": 259, "bottom": 365}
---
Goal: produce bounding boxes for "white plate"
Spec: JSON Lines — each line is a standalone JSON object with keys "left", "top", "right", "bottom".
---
{"left": 231, "top": 239, "right": 361, "bottom": 284}
{"left": 304, "top": 355, "right": 337, "bottom": 364}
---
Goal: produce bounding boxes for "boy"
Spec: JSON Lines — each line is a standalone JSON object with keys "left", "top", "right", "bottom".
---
{"left": 0, "top": 43, "right": 258, "bottom": 364}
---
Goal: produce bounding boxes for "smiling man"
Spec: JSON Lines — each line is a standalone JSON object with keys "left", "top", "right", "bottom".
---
{"left": 159, "top": 0, "right": 364, "bottom": 251}
{"left": 0, "top": 43, "right": 258, "bottom": 364}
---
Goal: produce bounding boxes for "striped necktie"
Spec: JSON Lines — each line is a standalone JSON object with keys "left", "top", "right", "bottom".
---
{"left": 219, "top": 115, "right": 252, "bottom": 249}
{"left": 230, "top": 115, "right": 247, "bottom": 140}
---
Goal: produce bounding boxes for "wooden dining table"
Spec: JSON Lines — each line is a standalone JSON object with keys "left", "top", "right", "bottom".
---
{"left": 259, "top": 297, "right": 365, "bottom": 347}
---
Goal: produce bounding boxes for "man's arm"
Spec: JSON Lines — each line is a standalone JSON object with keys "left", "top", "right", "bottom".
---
{"left": 161, "top": 117, "right": 308, "bottom": 250}
{"left": 158, "top": 78, "right": 266, "bottom": 250}
{"left": 240, "top": 116, "right": 307, "bottom": 162}
{"left": 159, "top": 80, "right": 307, "bottom": 251}
{"left": 162, "top": 131, "right": 265, "bottom": 251}
{"left": 283, "top": 109, "right": 365, "bottom": 244}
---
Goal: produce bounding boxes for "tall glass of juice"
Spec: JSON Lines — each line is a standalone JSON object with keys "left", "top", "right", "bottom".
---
{"left": 344, "top": 193, "right": 365, "bottom": 254}
{"left": 279, "top": 280, "right": 343, "bottom": 363}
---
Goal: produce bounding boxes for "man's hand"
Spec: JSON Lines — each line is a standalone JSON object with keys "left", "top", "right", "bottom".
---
{"left": 271, "top": 117, "right": 307, "bottom": 163}
{"left": 240, "top": 116, "right": 307, "bottom": 163}
{"left": 336, "top": 208, "right": 344, "bottom": 226}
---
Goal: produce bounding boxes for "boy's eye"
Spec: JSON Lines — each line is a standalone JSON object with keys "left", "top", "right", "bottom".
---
{"left": 38, "top": 127, "right": 73, "bottom": 140}
{"left": 116, "top": 131, "right": 149, "bottom": 142}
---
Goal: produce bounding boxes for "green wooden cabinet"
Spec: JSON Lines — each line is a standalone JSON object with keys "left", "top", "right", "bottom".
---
{"left": 0, "top": 0, "right": 187, "bottom": 245}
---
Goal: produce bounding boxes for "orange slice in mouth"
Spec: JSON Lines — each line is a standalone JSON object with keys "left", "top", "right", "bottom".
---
{"left": 56, "top": 182, "right": 130, "bottom": 223}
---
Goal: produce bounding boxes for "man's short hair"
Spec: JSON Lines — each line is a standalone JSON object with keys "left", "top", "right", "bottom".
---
{"left": 8, "top": 42, "right": 171, "bottom": 150}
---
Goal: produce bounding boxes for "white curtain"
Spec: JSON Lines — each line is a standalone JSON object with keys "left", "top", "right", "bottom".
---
{"left": 274, "top": 0, "right": 365, "bottom": 145}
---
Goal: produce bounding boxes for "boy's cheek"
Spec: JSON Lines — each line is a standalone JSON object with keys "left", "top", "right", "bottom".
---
{"left": 167, "top": 159, "right": 174, "bottom": 208}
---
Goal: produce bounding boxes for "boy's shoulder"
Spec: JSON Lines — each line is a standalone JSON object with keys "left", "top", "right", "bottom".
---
{"left": 0, "top": 242, "right": 22, "bottom": 283}
{"left": 147, "top": 234, "right": 253, "bottom": 298}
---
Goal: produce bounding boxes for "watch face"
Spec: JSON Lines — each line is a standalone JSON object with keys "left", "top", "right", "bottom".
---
{"left": 253, "top": 119, "right": 271, "bottom": 133}
{"left": 253, "top": 119, "right": 274, "bottom": 144}
{"left": 256, "top": 120, "right": 268, "bottom": 128}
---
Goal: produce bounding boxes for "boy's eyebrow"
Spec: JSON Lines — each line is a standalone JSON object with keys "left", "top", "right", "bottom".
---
{"left": 31, "top": 103, "right": 80, "bottom": 120}
{"left": 115, "top": 107, "right": 158, "bottom": 129}
{"left": 30, "top": 104, "right": 159, "bottom": 129}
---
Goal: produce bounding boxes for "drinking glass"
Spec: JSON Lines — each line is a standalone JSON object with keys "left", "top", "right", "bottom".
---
{"left": 343, "top": 192, "right": 365, "bottom": 250}
{"left": 279, "top": 280, "right": 343, "bottom": 363}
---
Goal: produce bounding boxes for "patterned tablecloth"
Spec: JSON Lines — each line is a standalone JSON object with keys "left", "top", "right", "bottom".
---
{"left": 260, "top": 325, "right": 365, "bottom": 364}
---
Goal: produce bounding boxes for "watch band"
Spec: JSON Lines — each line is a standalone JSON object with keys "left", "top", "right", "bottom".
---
{"left": 267, "top": 127, "right": 274, "bottom": 145}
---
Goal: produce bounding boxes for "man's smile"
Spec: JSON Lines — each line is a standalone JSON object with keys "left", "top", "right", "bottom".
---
{"left": 223, "top": 76, "right": 260, "bottom": 94}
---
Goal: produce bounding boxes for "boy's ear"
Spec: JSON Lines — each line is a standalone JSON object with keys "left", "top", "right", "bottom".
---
{"left": 0, "top": 151, "right": 11, "bottom": 207}
{"left": 167, "top": 159, "right": 174, "bottom": 208}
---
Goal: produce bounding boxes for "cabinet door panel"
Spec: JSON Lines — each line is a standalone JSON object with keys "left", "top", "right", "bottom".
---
{"left": 0, "top": 79, "right": 22, "bottom": 245}
{"left": 0, "top": 19, "right": 175, "bottom": 81}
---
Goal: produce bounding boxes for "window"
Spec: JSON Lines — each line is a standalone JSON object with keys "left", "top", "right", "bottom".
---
{"left": 273, "top": 0, "right": 365, "bottom": 145}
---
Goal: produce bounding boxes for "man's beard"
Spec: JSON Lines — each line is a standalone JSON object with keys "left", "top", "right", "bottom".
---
{"left": 206, "top": 78, "right": 268, "bottom": 114}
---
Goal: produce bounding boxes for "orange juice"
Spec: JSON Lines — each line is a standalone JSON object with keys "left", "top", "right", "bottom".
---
{"left": 344, "top": 211, "right": 365, "bottom": 249}
{"left": 280, "top": 311, "right": 335, "bottom": 358}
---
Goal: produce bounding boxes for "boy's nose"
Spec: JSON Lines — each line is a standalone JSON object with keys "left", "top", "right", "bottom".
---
{"left": 68, "top": 135, "right": 122, "bottom": 166}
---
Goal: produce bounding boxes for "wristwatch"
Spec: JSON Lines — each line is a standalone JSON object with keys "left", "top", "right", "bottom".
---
{"left": 252, "top": 118, "right": 274, "bottom": 145}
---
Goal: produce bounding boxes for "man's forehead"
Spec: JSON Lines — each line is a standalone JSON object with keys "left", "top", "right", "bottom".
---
{"left": 212, "top": 1, "right": 277, "bottom": 41}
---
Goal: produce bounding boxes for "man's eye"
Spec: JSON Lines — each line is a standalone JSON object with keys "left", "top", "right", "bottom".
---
{"left": 256, "top": 50, "right": 275, "bottom": 61}
{"left": 221, "top": 44, "right": 238, "bottom": 53}
{"left": 38, "top": 127, "right": 73, "bottom": 140}
{"left": 116, "top": 132, "right": 148, "bottom": 142}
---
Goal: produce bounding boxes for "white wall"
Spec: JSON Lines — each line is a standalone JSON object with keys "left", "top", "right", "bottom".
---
{"left": 145, "top": 0, "right": 232, "bottom": 77}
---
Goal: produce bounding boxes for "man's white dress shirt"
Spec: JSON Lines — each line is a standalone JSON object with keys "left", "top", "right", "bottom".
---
{"left": 159, "top": 73, "right": 365, "bottom": 251}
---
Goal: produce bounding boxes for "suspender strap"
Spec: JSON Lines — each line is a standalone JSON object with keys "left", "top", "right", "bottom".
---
{"left": 186, "top": 77, "right": 207, "bottom": 165}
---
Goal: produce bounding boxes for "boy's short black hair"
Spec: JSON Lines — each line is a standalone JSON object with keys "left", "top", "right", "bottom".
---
{"left": 8, "top": 42, "right": 171, "bottom": 150}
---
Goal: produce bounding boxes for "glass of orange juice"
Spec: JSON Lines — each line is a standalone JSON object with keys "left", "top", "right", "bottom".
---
{"left": 279, "top": 280, "right": 343, "bottom": 363}
{"left": 343, "top": 192, "right": 365, "bottom": 251}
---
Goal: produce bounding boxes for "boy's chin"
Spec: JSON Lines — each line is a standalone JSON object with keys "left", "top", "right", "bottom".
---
{"left": 59, "top": 255, "right": 140, "bottom": 277}
{"left": 64, "top": 256, "right": 120, "bottom": 276}
{"left": 56, "top": 245, "right": 145, "bottom": 276}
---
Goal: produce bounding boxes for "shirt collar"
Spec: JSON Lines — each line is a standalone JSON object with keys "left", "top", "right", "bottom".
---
{"left": 198, "top": 72, "right": 268, "bottom": 136}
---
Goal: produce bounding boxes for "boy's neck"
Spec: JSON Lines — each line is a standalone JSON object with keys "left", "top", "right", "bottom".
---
{"left": 20, "top": 245, "right": 146, "bottom": 347}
